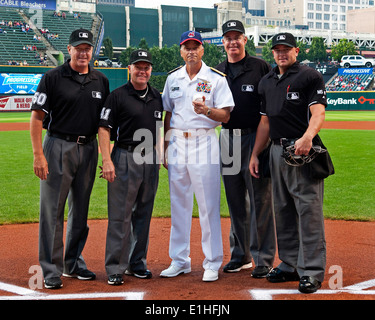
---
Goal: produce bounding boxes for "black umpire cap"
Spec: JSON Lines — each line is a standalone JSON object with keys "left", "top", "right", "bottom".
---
{"left": 129, "top": 49, "right": 153, "bottom": 65}
{"left": 271, "top": 32, "right": 297, "bottom": 49}
{"left": 222, "top": 20, "right": 245, "bottom": 36}
{"left": 69, "top": 28, "right": 94, "bottom": 47}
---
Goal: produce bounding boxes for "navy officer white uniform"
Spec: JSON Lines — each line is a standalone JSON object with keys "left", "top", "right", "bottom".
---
{"left": 30, "top": 29, "right": 110, "bottom": 289}
{"left": 160, "top": 31, "right": 234, "bottom": 282}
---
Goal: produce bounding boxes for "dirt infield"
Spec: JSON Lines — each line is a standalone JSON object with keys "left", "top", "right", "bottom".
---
{"left": 0, "top": 218, "right": 374, "bottom": 301}
{"left": 0, "top": 121, "right": 374, "bottom": 303}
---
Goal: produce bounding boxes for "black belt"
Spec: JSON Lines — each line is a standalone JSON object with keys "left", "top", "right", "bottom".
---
{"left": 226, "top": 128, "right": 255, "bottom": 136}
{"left": 115, "top": 142, "right": 155, "bottom": 155}
{"left": 47, "top": 131, "right": 96, "bottom": 145}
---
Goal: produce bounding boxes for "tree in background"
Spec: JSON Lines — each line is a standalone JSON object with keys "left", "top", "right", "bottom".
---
{"left": 261, "top": 40, "right": 274, "bottom": 65}
{"left": 245, "top": 38, "right": 256, "bottom": 56}
{"left": 296, "top": 40, "right": 308, "bottom": 62}
{"left": 307, "top": 37, "right": 327, "bottom": 62}
{"left": 103, "top": 37, "right": 114, "bottom": 60}
{"left": 331, "top": 39, "right": 358, "bottom": 62}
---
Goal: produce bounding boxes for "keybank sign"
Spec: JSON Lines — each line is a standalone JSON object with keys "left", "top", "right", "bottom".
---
{"left": 327, "top": 92, "right": 375, "bottom": 110}
{"left": 328, "top": 97, "right": 357, "bottom": 106}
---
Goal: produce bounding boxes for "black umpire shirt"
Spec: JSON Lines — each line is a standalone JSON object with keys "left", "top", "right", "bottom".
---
{"left": 216, "top": 52, "right": 271, "bottom": 130}
{"left": 31, "top": 59, "right": 110, "bottom": 136}
{"left": 98, "top": 81, "right": 163, "bottom": 147}
{"left": 258, "top": 61, "right": 327, "bottom": 140}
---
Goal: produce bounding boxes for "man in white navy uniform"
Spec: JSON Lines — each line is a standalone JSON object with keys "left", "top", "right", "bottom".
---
{"left": 30, "top": 29, "right": 110, "bottom": 289}
{"left": 160, "top": 31, "right": 235, "bottom": 282}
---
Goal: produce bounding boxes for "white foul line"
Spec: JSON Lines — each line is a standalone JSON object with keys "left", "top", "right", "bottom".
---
{"left": 249, "top": 278, "right": 375, "bottom": 300}
{"left": 0, "top": 281, "right": 144, "bottom": 300}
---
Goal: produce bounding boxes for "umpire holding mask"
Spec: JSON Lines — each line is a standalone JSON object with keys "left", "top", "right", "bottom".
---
{"left": 216, "top": 20, "right": 276, "bottom": 278}
{"left": 30, "top": 29, "right": 110, "bottom": 289}
{"left": 249, "top": 33, "right": 327, "bottom": 293}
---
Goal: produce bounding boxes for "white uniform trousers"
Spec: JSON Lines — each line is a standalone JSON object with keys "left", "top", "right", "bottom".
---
{"left": 167, "top": 129, "right": 223, "bottom": 271}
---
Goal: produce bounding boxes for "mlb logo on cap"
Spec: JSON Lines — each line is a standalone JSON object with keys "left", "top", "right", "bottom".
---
{"left": 228, "top": 22, "right": 237, "bottom": 27}
{"left": 79, "top": 32, "right": 89, "bottom": 39}
{"left": 276, "top": 35, "right": 286, "bottom": 41}
{"left": 139, "top": 51, "right": 148, "bottom": 57}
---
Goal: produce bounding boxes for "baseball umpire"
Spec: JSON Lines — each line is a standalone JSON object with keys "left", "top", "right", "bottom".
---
{"left": 249, "top": 32, "right": 327, "bottom": 293}
{"left": 216, "top": 20, "right": 276, "bottom": 277}
{"left": 98, "top": 49, "right": 163, "bottom": 285}
{"left": 30, "top": 29, "right": 110, "bottom": 289}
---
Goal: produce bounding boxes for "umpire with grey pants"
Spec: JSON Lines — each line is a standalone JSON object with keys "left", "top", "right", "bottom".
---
{"left": 30, "top": 29, "right": 110, "bottom": 289}
{"left": 250, "top": 32, "right": 327, "bottom": 293}
{"left": 98, "top": 49, "right": 163, "bottom": 286}
{"left": 216, "top": 20, "right": 276, "bottom": 277}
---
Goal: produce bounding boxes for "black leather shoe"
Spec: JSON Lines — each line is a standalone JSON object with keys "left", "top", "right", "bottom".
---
{"left": 125, "top": 269, "right": 152, "bottom": 279}
{"left": 298, "top": 276, "right": 321, "bottom": 293}
{"left": 251, "top": 266, "right": 273, "bottom": 278}
{"left": 223, "top": 261, "right": 252, "bottom": 273}
{"left": 266, "top": 267, "right": 300, "bottom": 283}
{"left": 108, "top": 274, "right": 124, "bottom": 285}
{"left": 44, "top": 277, "right": 63, "bottom": 289}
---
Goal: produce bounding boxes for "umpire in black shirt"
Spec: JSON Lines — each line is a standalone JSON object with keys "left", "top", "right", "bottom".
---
{"left": 98, "top": 49, "right": 163, "bottom": 285}
{"left": 250, "top": 33, "right": 327, "bottom": 293}
{"left": 216, "top": 20, "right": 276, "bottom": 278}
{"left": 30, "top": 29, "right": 110, "bottom": 289}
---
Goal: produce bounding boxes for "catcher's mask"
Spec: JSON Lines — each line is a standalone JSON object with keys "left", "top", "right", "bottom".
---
{"left": 281, "top": 138, "right": 327, "bottom": 167}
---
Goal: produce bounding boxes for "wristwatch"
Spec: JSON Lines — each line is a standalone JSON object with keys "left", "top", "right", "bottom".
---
{"left": 206, "top": 107, "right": 211, "bottom": 117}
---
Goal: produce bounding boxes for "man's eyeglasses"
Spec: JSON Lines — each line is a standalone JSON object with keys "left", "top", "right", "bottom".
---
{"left": 74, "top": 47, "right": 92, "bottom": 54}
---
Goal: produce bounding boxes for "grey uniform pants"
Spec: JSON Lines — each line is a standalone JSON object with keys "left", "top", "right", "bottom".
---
{"left": 220, "top": 130, "right": 276, "bottom": 267}
{"left": 39, "top": 134, "right": 98, "bottom": 280}
{"left": 105, "top": 147, "right": 159, "bottom": 276}
{"left": 270, "top": 143, "right": 326, "bottom": 282}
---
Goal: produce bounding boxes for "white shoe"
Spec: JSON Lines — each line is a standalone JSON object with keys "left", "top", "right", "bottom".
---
{"left": 160, "top": 265, "right": 191, "bottom": 278}
{"left": 202, "top": 269, "right": 219, "bottom": 282}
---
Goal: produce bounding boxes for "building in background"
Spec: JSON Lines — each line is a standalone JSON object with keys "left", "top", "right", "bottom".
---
{"left": 265, "top": 0, "right": 375, "bottom": 31}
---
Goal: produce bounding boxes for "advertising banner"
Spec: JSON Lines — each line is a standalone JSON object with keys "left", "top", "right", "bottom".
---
{"left": 338, "top": 68, "right": 373, "bottom": 75}
{"left": 0, "top": 73, "right": 43, "bottom": 95}
{"left": 0, "top": 95, "right": 33, "bottom": 111}
{"left": 327, "top": 91, "right": 375, "bottom": 110}
{"left": 0, "top": 0, "right": 56, "bottom": 10}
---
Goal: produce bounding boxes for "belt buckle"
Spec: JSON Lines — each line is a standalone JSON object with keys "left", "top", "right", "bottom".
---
{"left": 77, "top": 136, "right": 86, "bottom": 145}
{"left": 233, "top": 129, "right": 241, "bottom": 136}
{"left": 183, "top": 132, "right": 191, "bottom": 138}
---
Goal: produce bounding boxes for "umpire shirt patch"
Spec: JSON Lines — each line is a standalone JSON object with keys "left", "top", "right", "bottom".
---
{"left": 241, "top": 84, "right": 254, "bottom": 92}
{"left": 287, "top": 92, "right": 299, "bottom": 100}
{"left": 92, "top": 91, "right": 102, "bottom": 99}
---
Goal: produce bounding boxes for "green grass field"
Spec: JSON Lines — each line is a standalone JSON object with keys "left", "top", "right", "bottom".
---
{"left": 0, "top": 111, "right": 374, "bottom": 224}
